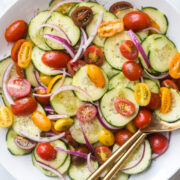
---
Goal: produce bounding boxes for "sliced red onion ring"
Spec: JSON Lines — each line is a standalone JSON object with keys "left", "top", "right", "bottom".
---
{"left": 51, "top": 69, "right": 72, "bottom": 77}
{"left": 140, "top": 76, "right": 144, "bottom": 83}
{"left": 33, "top": 93, "right": 52, "bottom": 98}
{"left": 87, "top": 153, "right": 95, "bottom": 173}
{"left": 41, "top": 131, "right": 56, "bottom": 137}
{"left": 59, "top": 69, "right": 66, "bottom": 87}
{"left": 47, "top": 114, "right": 69, "bottom": 120}
{"left": 43, "top": 106, "right": 55, "bottom": 112}
{"left": 44, "top": 34, "right": 75, "bottom": 58}
{"left": 142, "top": 27, "right": 161, "bottom": 34}
{"left": 34, "top": 86, "right": 47, "bottom": 91}
{"left": 36, "top": 161, "right": 65, "bottom": 180}
{"left": 128, "top": 30, "right": 151, "bottom": 69}
{"left": 2, "top": 62, "right": 15, "bottom": 105}
{"left": 81, "top": 27, "right": 88, "bottom": 42}
{"left": 144, "top": 69, "right": 169, "bottom": 80}
{"left": 34, "top": 70, "right": 47, "bottom": 88}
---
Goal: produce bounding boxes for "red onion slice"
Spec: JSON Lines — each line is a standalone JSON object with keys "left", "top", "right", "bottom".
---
{"left": 48, "top": 114, "right": 69, "bottom": 120}
{"left": 51, "top": 69, "right": 72, "bottom": 77}
{"left": 81, "top": 27, "right": 88, "bottom": 42}
{"left": 142, "top": 27, "right": 161, "bottom": 34}
{"left": 34, "top": 70, "right": 47, "bottom": 88}
{"left": 144, "top": 69, "right": 169, "bottom": 80}
{"left": 140, "top": 76, "right": 144, "bottom": 83}
{"left": 87, "top": 153, "right": 95, "bottom": 173}
{"left": 33, "top": 93, "right": 52, "bottom": 98}
{"left": 43, "top": 106, "right": 55, "bottom": 112}
{"left": 34, "top": 86, "right": 47, "bottom": 91}
{"left": 59, "top": 69, "right": 66, "bottom": 87}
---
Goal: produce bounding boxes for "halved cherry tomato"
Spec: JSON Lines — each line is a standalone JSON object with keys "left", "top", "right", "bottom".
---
{"left": 98, "top": 129, "right": 115, "bottom": 146}
{"left": 36, "top": 88, "right": 50, "bottom": 105}
{"left": 146, "top": 93, "right": 161, "bottom": 110}
{"left": 65, "top": 130, "right": 79, "bottom": 148}
{"left": 16, "top": 64, "right": 25, "bottom": 78}
{"left": 76, "top": 104, "right": 97, "bottom": 122}
{"left": 120, "top": 40, "right": 138, "bottom": 60}
{"left": 54, "top": 118, "right": 74, "bottom": 132}
{"left": 98, "top": 19, "right": 124, "bottom": 37}
{"left": 126, "top": 121, "right": 137, "bottom": 133}
{"left": 36, "top": 143, "right": 57, "bottom": 161}
{"left": 175, "top": 78, "right": 180, "bottom": 90}
{"left": 0, "top": 106, "right": 13, "bottom": 128}
{"left": 123, "top": 11, "right": 151, "bottom": 32}
{"left": 47, "top": 75, "right": 62, "bottom": 94}
{"left": 71, "top": 6, "right": 93, "bottom": 27}
{"left": 150, "top": 19, "right": 161, "bottom": 34}
{"left": 134, "top": 108, "right": 151, "bottom": 129}
{"left": 161, "top": 79, "right": 178, "bottom": 90}
{"left": 32, "top": 111, "right": 52, "bottom": 131}
{"left": 5, "top": 20, "right": 28, "bottom": 42}
{"left": 114, "top": 98, "right": 135, "bottom": 117}
{"left": 159, "top": 87, "right": 171, "bottom": 114}
{"left": 87, "top": 65, "right": 105, "bottom": 87}
{"left": 18, "top": 41, "right": 33, "bottom": 68}
{"left": 84, "top": 45, "right": 104, "bottom": 66}
{"left": 122, "top": 61, "right": 143, "bottom": 81}
{"left": 39, "top": 74, "right": 52, "bottom": 87}
{"left": 11, "top": 97, "right": 37, "bottom": 116}
{"left": 42, "top": 51, "right": 70, "bottom": 68}
{"left": 7, "top": 77, "right": 31, "bottom": 98}
{"left": 169, "top": 53, "right": 180, "bottom": 79}
{"left": 115, "top": 130, "right": 133, "bottom": 146}
{"left": 148, "top": 133, "right": 169, "bottom": 154}
{"left": 95, "top": 146, "right": 112, "bottom": 164}
{"left": 11, "top": 39, "right": 26, "bottom": 62}
{"left": 134, "top": 83, "right": 151, "bottom": 106}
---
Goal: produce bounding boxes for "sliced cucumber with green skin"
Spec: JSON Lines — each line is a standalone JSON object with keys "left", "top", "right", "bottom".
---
{"left": 112, "top": 172, "right": 129, "bottom": 180}
{"left": 28, "top": 11, "right": 51, "bottom": 51}
{"left": 142, "top": 7, "right": 168, "bottom": 34}
{"left": 86, "top": 12, "right": 117, "bottom": 47}
{"left": 70, "top": 117, "right": 103, "bottom": 144}
{"left": 72, "top": 65, "right": 109, "bottom": 101}
{"left": 100, "top": 87, "right": 139, "bottom": 127}
{"left": 155, "top": 89, "right": 180, "bottom": 122}
{"left": 148, "top": 36, "right": 177, "bottom": 73}
{"left": 144, "top": 78, "right": 159, "bottom": 93}
{"left": 44, "top": 12, "right": 80, "bottom": 50}
{"left": 109, "top": 72, "right": 139, "bottom": 90}
{"left": 50, "top": 77, "right": 84, "bottom": 117}
{"left": 34, "top": 140, "right": 68, "bottom": 169}
{"left": 6, "top": 129, "right": 32, "bottom": 156}
{"left": 136, "top": 30, "right": 149, "bottom": 42}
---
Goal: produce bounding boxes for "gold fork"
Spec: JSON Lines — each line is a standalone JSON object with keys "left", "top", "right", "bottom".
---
{"left": 88, "top": 114, "right": 180, "bottom": 180}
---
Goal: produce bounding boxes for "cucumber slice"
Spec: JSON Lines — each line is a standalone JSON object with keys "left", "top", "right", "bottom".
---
{"left": 112, "top": 172, "right": 129, "bottom": 180}
{"left": 44, "top": 12, "right": 80, "bottom": 50}
{"left": 34, "top": 140, "right": 68, "bottom": 169}
{"left": 70, "top": 117, "right": 103, "bottom": 144}
{"left": 100, "top": 87, "right": 139, "bottom": 127}
{"left": 6, "top": 128, "right": 32, "bottom": 156}
{"left": 72, "top": 65, "right": 109, "bottom": 101}
{"left": 28, "top": 11, "right": 51, "bottom": 51}
{"left": 50, "top": 77, "right": 83, "bottom": 117}
{"left": 144, "top": 78, "right": 159, "bottom": 93}
{"left": 136, "top": 30, "right": 149, "bottom": 42}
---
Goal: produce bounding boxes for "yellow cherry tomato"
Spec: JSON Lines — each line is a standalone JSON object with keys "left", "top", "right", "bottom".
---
{"left": 31, "top": 111, "right": 51, "bottom": 131}
{"left": 0, "top": 106, "right": 13, "bottom": 128}
{"left": 98, "top": 129, "right": 115, "bottom": 146}
{"left": 39, "top": 74, "right": 53, "bottom": 87}
{"left": 87, "top": 65, "right": 105, "bottom": 88}
{"left": 169, "top": 53, "right": 180, "bottom": 79}
{"left": 54, "top": 118, "right": 74, "bottom": 132}
{"left": 126, "top": 121, "right": 137, "bottom": 133}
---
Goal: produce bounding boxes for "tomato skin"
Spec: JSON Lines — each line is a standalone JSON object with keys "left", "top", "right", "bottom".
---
{"left": 36, "top": 89, "right": 50, "bottom": 105}
{"left": 134, "top": 108, "right": 151, "bottom": 129}
{"left": 109, "top": 1, "right": 133, "bottom": 13}
{"left": 0, "top": 106, "right": 13, "bottom": 128}
{"left": 16, "top": 64, "right": 25, "bottom": 78}
{"left": 98, "top": 129, "right": 115, "bottom": 146}
{"left": 123, "top": 11, "right": 151, "bottom": 32}
{"left": 115, "top": 130, "right": 133, "bottom": 146}
{"left": 11, "top": 97, "right": 37, "bottom": 116}
{"left": 42, "top": 51, "right": 71, "bottom": 68}
{"left": 148, "top": 133, "right": 169, "bottom": 154}
{"left": 65, "top": 130, "right": 79, "bottom": 148}
{"left": 122, "top": 61, "right": 142, "bottom": 81}
{"left": 36, "top": 143, "right": 57, "bottom": 161}
{"left": 146, "top": 93, "right": 161, "bottom": 110}
{"left": 5, "top": 20, "right": 28, "bottom": 42}
{"left": 161, "top": 79, "right": 178, "bottom": 90}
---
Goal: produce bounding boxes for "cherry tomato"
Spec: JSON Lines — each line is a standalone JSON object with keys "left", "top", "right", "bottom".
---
{"left": 161, "top": 79, "right": 178, "bottom": 90}
{"left": 11, "top": 97, "right": 37, "bottom": 116}
{"left": 0, "top": 106, "right": 13, "bottom": 128}
{"left": 36, "top": 88, "right": 50, "bottom": 105}
{"left": 16, "top": 64, "right": 25, "bottom": 78}
{"left": 114, "top": 98, "right": 135, "bottom": 117}
{"left": 54, "top": 118, "right": 74, "bottom": 132}
{"left": 126, "top": 121, "right": 137, "bottom": 133}
{"left": 120, "top": 40, "right": 138, "bottom": 60}
{"left": 76, "top": 104, "right": 97, "bottom": 122}
{"left": 65, "top": 130, "right": 79, "bottom": 148}
{"left": 7, "top": 77, "right": 31, "bottom": 98}
{"left": 95, "top": 146, "right": 112, "bottom": 164}
{"left": 5, "top": 20, "right": 28, "bottom": 42}
{"left": 134, "top": 108, "right": 151, "bottom": 129}
{"left": 98, "top": 129, "right": 115, "bottom": 146}
{"left": 67, "top": 60, "right": 86, "bottom": 76}
{"left": 84, "top": 45, "right": 104, "bottom": 66}
{"left": 71, "top": 6, "right": 93, "bottom": 27}
{"left": 36, "top": 143, "right": 57, "bottom": 161}
{"left": 115, "top": 130, "right": 133, "bottom": 146}
{"left": 42, "top": 51, "right": 71, "bottom": 68}
{"left": 148, "top": 133, "right": 169, "bottom": 154}
{"left": 175, "top": 78, "right": 180, "bottom": 90}
{"left": 122, "top": 61, "right": 142, "bottom": 81}
{"left": 146, "top": 93, "right": 161, "bottom": 110}
{"left": 39, "top": 74, "right": 52, "bottom": 87}
{"left": 150, "top": 18, "right": 161, "bottom": 34}
{"left": 123, "top": 11, "right": 151, "bottom": 32}
{"left": 169, "top": 53, "right": 180, "bottom": 79}
{"left": 109, "top": 1, "right": 133, "bottom": 13}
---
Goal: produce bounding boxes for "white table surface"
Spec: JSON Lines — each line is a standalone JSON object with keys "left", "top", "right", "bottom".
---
{"left": 1, "top": 0, "right": 180, "bottom": 179}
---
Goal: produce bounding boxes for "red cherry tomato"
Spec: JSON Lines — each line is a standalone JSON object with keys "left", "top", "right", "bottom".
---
{"left": 7, "top": 77, "right": 31, "bottom": 98}
{"left": 36, "top": 88, "right": 50, "bottom": 105}
{"left": 175, "top": 78, "right": 180, "bottom": 90}
{"left": 146, "top": 93, "right": 161, "bottom": 110}
{"left": 84, "top": 45, "right": 104, "bottom": 66}
{"left": 123, "top": 11, "right": 151, "bottom": 32}
{"left": 114, "top": 98, "right": 135, "bottom": 117}
{"left": 134, "top": 108, "right": 151, "bottom": 129}
{"left": 36, "top": 143, "right": 57, "bottom": 161}
{"left": 95, "top": 146, "right": 112, "bottom": 164}
{"left": 161, "top": 79, "right": 178, "bottom": 90}
{"left": 148, "top": 133, "right": 169, "bottom": 154}
{"left": 120, "top": 40, "right": 138, "bottom": 60}
{"left": 115, "top": 130, "right": 133, "bottom": 146}
{"left": 11, "top": 97, "right": 37, "bottom": 116}
{"left": 76, "top": 104, "right": 97, "bottom": 122}
{"left": 5, "top": 20, "right": 28, "bottom": 42}
{"left": 16, "top": 64, "right": 25, "bottom": 78}
{"left": 42, "top": 51, "right": 70, "bottom": 68}
{"left": 122, "top": 61, "right": 142, "bottom": 81}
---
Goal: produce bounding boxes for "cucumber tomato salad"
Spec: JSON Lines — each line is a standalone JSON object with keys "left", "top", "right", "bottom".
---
{"left": 1, "top": 0, "right": 180, "bottom": 179}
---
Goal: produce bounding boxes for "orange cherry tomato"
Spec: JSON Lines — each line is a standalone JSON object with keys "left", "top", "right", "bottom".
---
{"left": 47, "top": 75, "right": 62, "bottom": 94}
{"left": 98, "top": 19, "right": 124, "bottom": 37}
{"left": 150, "top": 19, "right": 161, "bottom": 34}
{"left": 169, "top": 53, "right": 180, "bottom": 79}
{"left": 36, "top": 88, "right": 50, "bottom": 105}
{"left": 87, "top": 65, "right": 105, "bottom": 88}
